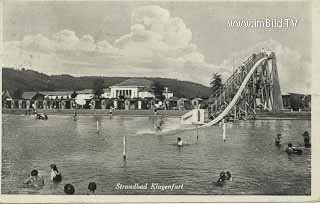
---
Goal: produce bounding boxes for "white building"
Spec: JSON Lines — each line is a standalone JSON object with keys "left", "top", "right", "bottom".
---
{"left": 163, "top": 87, "right": 174, "bottom": 99}
{"left": 76, "top": 89, "right": 94, "bottom": 100}
{"left": 101, "top": 88, "right": 111, "bottom": 98}
{"left": 110, "top": 78, "right": 155, "bottom": 99}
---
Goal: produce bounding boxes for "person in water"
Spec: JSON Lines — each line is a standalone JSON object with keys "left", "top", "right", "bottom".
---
{"left": 216, "top": 171, "right": 226, "bottom": 186}
{"left": 275, "top": 134, "right": 282, "bottom": 146}
{"left": 72, "top": 112, "right": 77, "bottom": 120}
{"left": 177, "top": 137, "right": 184, "bottom": 146}
{"left": 88, "top": 182, "right": 97, "bottom": 194}
{"left": 23, "top": 169, "right": 44, "bottom": 188}
{"left": 215, "top": 177, "right": 224, "bottom": 187}
{"left": 225, "top": 171, "right": 233, "bottom": 181}
{"left": 302, "top": 131, "right": 311, "bottom": 148}
{"left": 215, "top": 171, "right": 233, "bottom": 186}
{"left": 64, "top": 184, "right": 75, "bottom": 195}
{"left": 50, "top": 164, "right": 62, "bottom": 183}
{"left": 44, "top": 113, "right": 48, "bottom": 120}
{"left": 36, "top": 113, "right": 42, "bottom": 119}
{"left": 285, "top": 143, "right": 302, "bottom": 155}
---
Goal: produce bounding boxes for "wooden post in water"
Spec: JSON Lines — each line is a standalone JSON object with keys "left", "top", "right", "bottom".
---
{"left": 222, "top": 119, "right": 226, "bottom": 142}
{"left": 196, "top": 125, "right": 199, "bottom": 141}
{"left": 96, "top": 120, "right": 99, "bottom": 134}
{"left": 123, "top": 135, "right": 127, "bottom": 160}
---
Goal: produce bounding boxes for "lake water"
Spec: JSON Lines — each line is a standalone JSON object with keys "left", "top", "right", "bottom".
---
{"left": 2, "top": 114, "right": 311, "bottom": 195}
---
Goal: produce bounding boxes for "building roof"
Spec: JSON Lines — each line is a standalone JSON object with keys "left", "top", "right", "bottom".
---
{"left": 21, "top": 91, "right": 73, "bottom": 100}
{"left": 40, "top": 91, "right": 73, "bottom": 96}
{"left": 21, "top": 92, "right": 38, "bottom": 100}
{"left": 112, "top": 78, "right": 154, "bottom": 87}
{"left": 77, "top": 89, "right": 93, "bottom": 94}
{"left": 2, "top": 90, "right": 12, "bottom": 100}
{"left": 191, "top": 97, "right": 203, "bottom": 101}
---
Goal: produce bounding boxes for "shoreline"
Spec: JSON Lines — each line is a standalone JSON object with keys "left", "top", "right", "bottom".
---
{"left": 1, "top": 108, "right": 189, "bottom": 117}
{"left": 2, "top": 108, "right": 311, "bottom": 120}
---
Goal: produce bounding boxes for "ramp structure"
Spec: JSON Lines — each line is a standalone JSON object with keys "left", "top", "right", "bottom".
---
{"left": 181, "top": 52, "right": 283, "bottom": 129}
{"left": 205, "top": 52, "right": 283, "bottom": 126}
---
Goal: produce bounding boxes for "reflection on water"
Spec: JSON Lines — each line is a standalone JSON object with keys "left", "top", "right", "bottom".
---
{"left": 2, "top": 114, "right": 311, "bottom": 195}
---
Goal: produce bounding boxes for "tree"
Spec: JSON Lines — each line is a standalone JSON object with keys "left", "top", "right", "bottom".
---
{"left": 71, "top": 90, "right": 77, "bottom": 99}
{"left": 93, "top": 78, "right": 105, "bottom": 98}
{"left": 210, "top": 73, "right": 222, "bottom": 95}
{"left": 154, "top": 81, "right": 165, "bottom": 100}
{"left": 12, "top": 88, "right": 24, "bottom": 99}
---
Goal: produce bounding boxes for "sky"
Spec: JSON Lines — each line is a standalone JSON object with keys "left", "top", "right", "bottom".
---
{"left": 2, "top": 1, "right": 312, "bottom": 94}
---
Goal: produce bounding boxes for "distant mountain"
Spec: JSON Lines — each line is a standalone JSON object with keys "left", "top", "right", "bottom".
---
{"left": 2, "top": 67, "right": 211, "bottom": 99}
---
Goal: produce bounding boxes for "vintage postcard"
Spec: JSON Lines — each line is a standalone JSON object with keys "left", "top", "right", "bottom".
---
{"left": 1, "top": 0, "right": 319, "bottom": 203}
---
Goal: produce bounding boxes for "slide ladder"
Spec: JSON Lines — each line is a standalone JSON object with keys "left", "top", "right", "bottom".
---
{"left": 204, "top": 51, "right": 283, "bottom": 127}
{"left": 178, "top": 52, "right": 283, "bottom": 131}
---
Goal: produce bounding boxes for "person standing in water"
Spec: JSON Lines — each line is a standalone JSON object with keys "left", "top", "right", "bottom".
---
{"left": 50, "top": 164, "right": 62, "bottom": 183}
{"left": 177, "top": 137, "right": 184, "bottom": 147}
{"left": 302, "top": 131, "right": 311, "bottom": 148}
{"left": 44, "top": 113, "right": 48, "bottom": 120}
{"left": 72, "top": 112, "right": 77, "bottom": 121}
{"left": 275, "top": 134, "right": 282, "bottom": 146}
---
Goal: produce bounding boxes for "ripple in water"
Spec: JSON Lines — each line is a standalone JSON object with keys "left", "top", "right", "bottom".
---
{"left": 2, "top": 114, "right": 311, "bottom": 195}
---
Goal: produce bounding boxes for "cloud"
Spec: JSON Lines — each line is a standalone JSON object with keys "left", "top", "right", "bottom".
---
{"left": 22, "top": 34, "right": 55, "bottom": 53}
{"left": 52, "top": 29, "right": 80, "bottom": 51}
{"left": 114, "top": 5, "right": 204, "bottom": 65}
{"left": 2, "top": 6, "right": 223, "bottom": 86}
{"left": 2, "top": 6, "right": 310, "bottom": 94}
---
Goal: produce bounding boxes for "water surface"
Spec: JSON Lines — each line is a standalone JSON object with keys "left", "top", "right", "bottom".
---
{"left": 2, "top": 114, "right": 311, "bottom": 195}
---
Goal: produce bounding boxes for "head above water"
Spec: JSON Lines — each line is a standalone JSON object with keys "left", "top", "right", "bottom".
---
{"left": 277, "top": 134, "right": 281, "bottom": 137}
{"left": 31, "top": 169, "right": 38, "bottom": 177}
{"left": 177, "top": 137, "right": 181, "bottom": 142}
{"left": 288, "top": 143, "right": 293, "bottom": 147}
{"left": 64, "top": 184, "right": 75, "bottom": 195}
{"left": 219, "top": 171, "right": 226, "bottom": 179}
{"left": 88, "top": 182, "right": 97, "bottom": 192}
{"left": 50, "top": 164, "right": 58, "bottom": 171}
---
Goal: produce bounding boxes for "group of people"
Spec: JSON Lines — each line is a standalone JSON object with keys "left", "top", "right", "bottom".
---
{"left": 274, "top": 130, "right": 311, "bottom": 155}
{"left": 23, "top": 164, "right": 97, "bottom": 195}
{"left": 35, "top": 112, "right": 48, "bottom": 120}
{"left": 23, "top": 164, "right": 61, "bottom": 188}
{"left": 215, "top": 171, "right": 233, "bottom": 187}
{"left": 64, "top": 182, "right": 97, "bottom": 195}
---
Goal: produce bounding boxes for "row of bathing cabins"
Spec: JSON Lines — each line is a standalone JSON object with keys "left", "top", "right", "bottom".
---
{"left": 2, "top": 78, "right": 205, "bottom": 111}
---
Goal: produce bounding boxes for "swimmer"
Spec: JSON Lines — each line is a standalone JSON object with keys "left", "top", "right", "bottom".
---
{"left": 44, "top": 113, "right": 48, "bottom": 120}
{"left": 215, "top": 171, "right": 227, "bottom": 187}
{"left": 23, "top": 169, "right": 44, "bottom": 188}
{"left": 215, "top": 177, "right": 224, "bottom": 187}
{"left": 225, "top": 171, "right": 233, "bottom": 181}
{"left": 64, "top": 184, "right": 75, "bottom": 195}
{"left": 220, "top": 171, "right": 226, "bottom": 181}
{"left": 177, "top": 137, "right": 184, "bottom": 147}
{"left": 275, "top": 134, "right": 281, "bottom": 146}
{"left": 88, "top": 182, "right": 97, "bottom": 194}
{"left": 285, "top": 143, "right": 302, "bottom": 155}
{"left": 50, "top": 164, "right": 62, "bottom": 183}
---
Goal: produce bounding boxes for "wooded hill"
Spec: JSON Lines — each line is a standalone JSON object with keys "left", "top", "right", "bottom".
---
{"left": 2, "top": 67, "right": 211, "bottom": 99}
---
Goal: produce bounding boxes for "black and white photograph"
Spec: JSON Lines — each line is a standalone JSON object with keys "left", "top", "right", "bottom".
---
{"left": 1, "top": 0, "right": 316, "bottom": 200}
